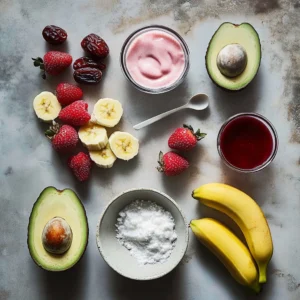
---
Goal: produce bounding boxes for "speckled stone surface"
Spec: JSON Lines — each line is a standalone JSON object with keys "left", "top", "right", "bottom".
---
{"left": 0, "top": 0, "right": 300, "bottom": 299}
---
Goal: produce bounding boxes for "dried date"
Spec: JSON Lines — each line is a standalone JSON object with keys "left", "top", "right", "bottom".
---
{"left": 73, "top": 67, "right": 102, "bottom": 84}
{"left": 81, "top": 34, "right": 109, "bottom": 58}
{"left": 73, "top": 57, "right": 106, "bottom": 71}
{"left": 42, "top": 25, "right": 67, "bottom": 45}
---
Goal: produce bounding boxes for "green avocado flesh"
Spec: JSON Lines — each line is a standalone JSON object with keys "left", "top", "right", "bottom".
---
{"left": 28, "top": 187, "right": 88, "bottom": 271}
{"left": 206, "top": 22, "right": 261, "bottom": 91}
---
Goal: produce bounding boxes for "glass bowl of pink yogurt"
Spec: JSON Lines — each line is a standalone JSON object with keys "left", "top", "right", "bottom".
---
{"left": 120, "top": 25, "right": 190, "bottom": 94}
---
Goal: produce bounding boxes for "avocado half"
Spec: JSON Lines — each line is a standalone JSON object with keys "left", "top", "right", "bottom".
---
{"left": 27, "top": 187, "right": 89, "bottom": 271}
{"left": 205, "top": 22, "right": 261, "bottom": 91}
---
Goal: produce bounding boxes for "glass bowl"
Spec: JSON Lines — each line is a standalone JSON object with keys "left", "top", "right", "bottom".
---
{"left": 120, "top": 25, "right": 190, "bottom": 94}
{"left": 217, "top": 112, "right": 279, "bottom": 173}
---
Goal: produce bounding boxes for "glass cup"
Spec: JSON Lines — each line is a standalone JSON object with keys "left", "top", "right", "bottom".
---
{"left": 120, "top": 25, "right": 190, "bottom": 94}
{"left": 217, "top": 112, "right": 279, "bottom": 173}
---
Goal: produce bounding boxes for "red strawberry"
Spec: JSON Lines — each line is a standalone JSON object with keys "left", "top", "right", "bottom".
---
{"left": 56, "top": 83, "right": 83, "bottom": 106}
{"left": 168, "top": 124, "right": 206, "bottom": 151}
{"left": 157, "top": 151, "right": 189, "bottom": 176}
{"left": 68, "top": 152, "right": 92, "bottom": 182}
{"left": 32, "top": 51, "right": 72, "bottom": 79}
{"left": 59, "top": 100, "right": 90, "bottom": 126}
{"left": 45, "top": 122, "right": 78, "bottom": 153}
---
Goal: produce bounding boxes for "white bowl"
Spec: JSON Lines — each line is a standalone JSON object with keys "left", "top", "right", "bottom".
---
{"left": 96, "top": 188, "right": 189, "bottom": 280}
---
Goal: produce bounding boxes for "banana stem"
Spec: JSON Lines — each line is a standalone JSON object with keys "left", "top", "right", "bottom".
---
{"left": 259, "top": 273, "right": 267, "bottom": 284}
{"left": 251, "top": 282, "right": 261, "bottom": 294}
{"left": 258, "top": 263, "right": 267, "bottom": 283}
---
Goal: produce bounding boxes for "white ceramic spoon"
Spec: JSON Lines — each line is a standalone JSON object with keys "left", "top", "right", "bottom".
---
{"left": 133, "top": 93, "right": 209, "bottom": 130}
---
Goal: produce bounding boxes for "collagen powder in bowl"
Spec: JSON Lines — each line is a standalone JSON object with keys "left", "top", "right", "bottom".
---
{"left": 96, "top": 188, "right": 189, "bottom": 280}
{"left": 120, "top": 25, "right": 190, "bottom": 94}
{"left": 116, "top": 199, "right": 177, "bottom": 265}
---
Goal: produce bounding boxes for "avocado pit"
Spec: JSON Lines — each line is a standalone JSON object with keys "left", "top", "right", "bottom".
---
{"left": 42, "top": 217, "right": 73, "bottom": 254}
{"left": 217, "top": 44, "right": 247, "bottom": 78}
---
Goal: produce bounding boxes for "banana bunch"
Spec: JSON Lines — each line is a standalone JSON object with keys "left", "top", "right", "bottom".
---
{"left": 191, "top": 183, "right": 273, "bottom": 291}
{"left": 190, "top": 218, "right": 260, "bottom": 293}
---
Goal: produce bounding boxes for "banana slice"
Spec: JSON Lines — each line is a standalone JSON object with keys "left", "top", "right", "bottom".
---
{"left": 92, "top": 98, "right": 123, "bottom": 127}
{"left": 33, "top": 92, "right": 61, "bottom": 122}
{"left": 79, "top": 122, "right": 108, "bottom": 150}
{"left": 89, "top": 143, "right": 117, "bottom": 168}
{"left": 109, "top": 131, "right": 139, "bottom": 161}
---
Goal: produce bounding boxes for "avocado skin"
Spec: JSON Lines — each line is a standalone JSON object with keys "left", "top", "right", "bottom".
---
{"left": 205, "top": 22, "right": 262, "bottom": 92}
{"left": 27, "top": 186, "right": 89, "bottom": 272}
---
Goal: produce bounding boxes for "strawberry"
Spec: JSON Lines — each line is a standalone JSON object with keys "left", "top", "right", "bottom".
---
{"left": 32, "top": 51, "right": 72, "bottom": 79}
{"left": 56, "top": 83, "right": 83, "bottom": 106}
{"left": 68, "top": 152, "right": 92, "bottom": 181}
{"left": 157, "top": 151, "right": 189, "bottom": 176}
{"left": 59, "top": 100, "right": 90, "bottom": 126}
{"left": 45, "top": 122, "right": 78, "bottom": 153}
{"left": 168, "top": 124, "right": 206, "bottom": 151}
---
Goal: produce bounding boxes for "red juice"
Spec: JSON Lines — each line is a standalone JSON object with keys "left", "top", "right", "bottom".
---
{"left": 219, "top": 115, "right": 275, "bottom": 170}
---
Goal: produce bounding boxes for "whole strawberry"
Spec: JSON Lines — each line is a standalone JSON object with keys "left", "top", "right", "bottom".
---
{"left": 81, "top": 34, "right": 109, "bottom": 58}
{"left": 157, "top": 151, "right": 189, "bottom": 176}
{"left": 32, "top": 51, "right": 72, "bottom": 79}
{"left": 68, "top": 152, "right": 92, "bottom": 182}
{"left": 59, "top": 100, "right": 90, "bottom": 126}
{"left": 45, "top": 122, "right": 78, "bottom": 153}
{"left": 168, "top": 124, "right": 206, "bottom": 151}
{"left": 56, "top": 83, "right": 83, "bottom": 106}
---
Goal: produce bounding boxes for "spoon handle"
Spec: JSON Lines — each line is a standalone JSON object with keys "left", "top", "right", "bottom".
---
{"left": 133, "top": 105, "right": 186, "bottom": 130}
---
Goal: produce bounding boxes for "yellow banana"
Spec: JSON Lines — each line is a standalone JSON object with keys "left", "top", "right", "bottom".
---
{"left": 190, "top": 218, "right": 260, "bottom": 293}
{"left": 192, "top": 183, "right": 273, "bottom": 283}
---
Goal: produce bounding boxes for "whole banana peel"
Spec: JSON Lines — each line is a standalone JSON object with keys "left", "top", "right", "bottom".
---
{"left": 192, "top": 183, "right": 273, "bottom": 283}
{"left": 190, "top": 218, "right": 261, "bottom": 293}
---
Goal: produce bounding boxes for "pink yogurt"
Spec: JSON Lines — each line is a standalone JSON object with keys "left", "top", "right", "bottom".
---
{"left": 125, "top": 30, "right": 186, "bottom": 89}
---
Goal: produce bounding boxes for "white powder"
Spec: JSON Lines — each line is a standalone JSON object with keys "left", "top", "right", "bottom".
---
{"left": 115, "top": 199, "right": 177, "bottom": 265}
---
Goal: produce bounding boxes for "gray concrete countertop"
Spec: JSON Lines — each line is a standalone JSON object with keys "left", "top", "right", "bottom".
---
{"left": 1, "top": 0, "right": 300, "bottom": 299}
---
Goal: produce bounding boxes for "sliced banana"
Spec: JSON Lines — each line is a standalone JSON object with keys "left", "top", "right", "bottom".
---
{"left": 89, "top": 143, "right": 117, "bottom": 168}
{"left": 109, "top": 131, "right": 139, "bottom": 161}
{"left": 79, "top": 122, "right": 108, "bottom": 150}
{"left": 33, "top": 92, "right": 61, "bottom": 122}
{"left": 92, "top": 98, "right": 123, "bottom": 128}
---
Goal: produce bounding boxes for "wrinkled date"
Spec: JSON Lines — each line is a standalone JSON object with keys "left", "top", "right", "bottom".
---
{"left": 42, "top": 25, "right": 67, "bottom": 45}
{"left": 73, "top": 57, "right": 106, "bottom": 71}
{"left": 73, "top": 67, "right": 102, "bottom": 84}
{"left": 81, "top": 34, "right": 109, "bottom": 58}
